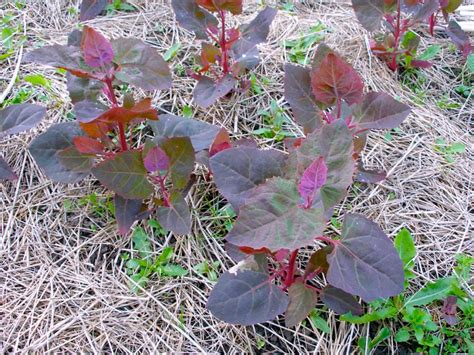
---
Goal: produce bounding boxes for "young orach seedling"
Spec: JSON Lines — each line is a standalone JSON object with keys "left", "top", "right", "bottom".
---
{"left": 351, "top": 0, "right": 473, "bottom": 71}
{"left": 0, "top": 103, "right": 46, "bottom": 180}
{"left": 25, "top": 26, "right": 223, "bottom": 236}
{"left": 206, "top": 43, "right": 412, "bottom": 326}
{"left": 171, "top": 0, "right": 277, "bottom": 108}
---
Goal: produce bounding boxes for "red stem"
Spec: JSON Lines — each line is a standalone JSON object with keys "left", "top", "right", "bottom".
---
{"left": 104, "top": 77, "right": 128, "bottom": 152}
{"left": 429, "top": 13, "right": 436, "bottom": 36}
{"left": 152, "top": 175, "right": 170, "bottom": 206}
{"left": 284, "top": 249, "right": 299, "bottom": 287}
{"left": 315, "top": 235, "right": 339, "bottom": 246}
{"left": 219, "top": 10, "right": 229, "bottom": 75}
{"left": 389, "top": 1, "right": 402, "bottom": 71}
{"left": 336, "top": 98, "right": 342, "bottom": 119}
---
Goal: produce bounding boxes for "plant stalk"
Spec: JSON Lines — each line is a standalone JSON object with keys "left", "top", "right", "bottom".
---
{"left": 105, "top": 77, "right": 128, "bottom": 152}
{"left": 219, "top": 10, "right": 229, "bottom": 75}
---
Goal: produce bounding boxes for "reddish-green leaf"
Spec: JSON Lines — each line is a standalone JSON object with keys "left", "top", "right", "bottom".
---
{"left": 0, "top": 103, "right": 46, "bottom": 138}
{"left": 327, "top": 214, "right": 404, "bottom": 302}
{"left": 351, "top": 0, "right": 386, "bottom": 32}
{"left": 160, "top": 137, "right": 195, "bottom": 190}
{"left": 321, "top": 285, "right": 363, "bottom": 315}
{"left": 285, "top": 281, "right": 318, "bottom": 327}
{"left": 81, "top": 26, "right": 114, "bottom": 68}
{"left": 112, "top": 38, "right": 172, "bottom": 91}
{"left": 156, "top": 191, "right": 191, "bottom": 235}
{"left": 207, "top": 270, "right": 289, "bottom": 325}
{"left": 171, "top": 0, "right": 218, "bottom": 40}
{"left": 305, "top": 246, "right": 332, "bottom": 277}
{"left": 209, "top": 128, "right": 231, "bottom": 156}
{"left": 79, "top": 0, "right": 109, "bottom": 21}
{"left": 193, "top": 74, "right": 236, "bottom": 108}
{"left": 298, "top": 156, "right": 328, "bottom": 207}
{"left": 95, "top": 98, "right": 157, "bottom": 124}
{"left": 197, "top": 0, "right": 243, "bottom": 14}
{"left": 91, "top": 150, "right": 154, "bottom": 199}
{"left": 73, "top": 100, "right": 108, "bottom": 123}
{"left": 29, "top": 122, "right": 90, "bottom": 183}
{"left": 57, "top": 146, "right": 95, "bottom": 172}
{"left": 150, "top": 114, "right": 221, "bottom": 152}
{"left": 144, "top": 146, "right": 169, "bottom": 172}
{"left": 311, "top": 47, "right": 364, "bottom": 106}
{"left": 114, "top": 194, "right": 150, "bottom": 235}
{"left": 226, "top": 177, "right": 326, "bottom": 252}
{"left": 285, "top": 120, "right": 355, "bottom": 213}
{"left": 210, "top": 146, "right": 287, "bottom": 212}
{"left": 73, "top": 136, "right": 105, "bottom": 155}
{"left": 351, "top": 92, "right": 411, "bottom": 131}
{"left": 0, "top": 157, "right": 16, "bottom": 181}
{"left": 284, "top": 64, "right": 323, "bottom": 134}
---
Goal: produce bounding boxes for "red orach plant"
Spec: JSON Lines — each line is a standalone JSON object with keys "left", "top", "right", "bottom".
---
{"left": 171, "top": 0, "right": 277, "bottom": 107}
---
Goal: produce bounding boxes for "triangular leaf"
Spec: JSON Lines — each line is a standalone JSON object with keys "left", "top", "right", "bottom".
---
{"left": 207, "top": 270, "right": 289, "bottom": 325}
{"left": 160, "top": 137, "right": 195, "bottom": 190}
{"left": 226, "top": 177, "right": 326, "bottom": 252}
{"left": 81, "top": 26, "right": 114, "bottom": 68}
{"left": 171, "top": 0, "right": 218, "bottom": 40}
{"left": 80, "top": 0, "right": 109, "bottom": 21}
{"left": 351, "top": 0, "right": 386, "bottom": 32}
{"left": 0, "top": 103, "right": 46, "bottom": 138}
{"left": 355, "top": 163, "right": 387, "bottom": 184}
{"left": 305, "top": 246, "right": 332, "bottom": 277}
{"left": 156, "top": 191, "right": 192, "bottom": 235}
{"left": 321, "top": 285, "right": 363, "bottom": 315}
{"left": 193, "top": 74, "right": 236, "bottom": 108}
{"left": 114, "top": 194, "right": 150, "bottom": 235}
{"left": 57, "top": 146, "right": 95, "bottom": 172}
{"left": 285, "top": 281, "right": 318, "bottom": 327}
{"left": 327, "top": 213, "right": 404, "bottom": 302}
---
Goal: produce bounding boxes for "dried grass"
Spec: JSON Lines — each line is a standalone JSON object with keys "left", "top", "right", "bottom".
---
{"left": 1, "top": 0, "right": 472, "bottom": 353}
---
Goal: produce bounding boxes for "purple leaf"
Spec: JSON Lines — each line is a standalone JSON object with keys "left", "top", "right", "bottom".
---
{"left": 298, "top": 156, "right": 328, "bottom": 208}
{"left": 351, "top": 0, "right": 386, "bottom": 32}
{"left": 73, "top": 100, "right": 108, "bottom": 123}
{"left": 66, "top": 73, "right": 103, "bottom": 104}
{"left": 327, "top": 213, "right": 404, "bottom": 302}
{"left": 0, "top": 157, "right": 17, "bottom": 181}
{"left": 149, "top": 114, "right": 221, "bottom": 152}
{"left": 144, "top": 146, "right": 169, "bottom": 172}
{"left": 351, "top": 92, "right": 411, "bottom": 131}
{"left": 285, "top": 281, "right": 318, "bottom": 327}
{"left": 156, "top": 191, "right": 192, "bottom": 235}
{"left": 112, "top": 38, "right": 172, "bottom": 91}
{"left": 29, "top": 122, "right": 90, "bottom": 183}
{"left": 91, "top": 150, "right": 154, "bottom": 199}
{"left": 411, "top": 0, "right": 439, "bottom": 22}
{"left": 114, "top": 194, "right": 150, "bottom": 235}
{"left": 226, "top": 177, "right": 326, "bottom": 252}
{"left": 441, "top": 296, "right": 458, "bottom": 325}
{"left": 81, "top": 26, "right": 114, "bottom": 68}
{"left": 210, "top": 146, "right": 287, "bottom": 212}
{"left": 284, "top": 64, "right": 323, "bottom": 134}
{"left": 171, "top": 0, "right": 218, "bottom": 40}
{"left": 193, "top": 74, "right": 236, "bottom": 108}
{"left": 285, "top": 120, "right": 355, "bottom": 213}
{"left": 355, "top": 163, "right": 387, "bottom": 184}
{"left": 207, "top": 270, "right": 289, "bottom": 325}
{"left": 80, "top": 0, "right": 109, "bottom": 21}
{"left": 0, "top": 103, "right": 46, "bottom": 138}
{"left": 304, "top": 246, "right": 332, "bottom": 277}
{"left": 321, "top": 285, "right": 363, "bottom": 315}
{"left": 446, "top": 20, "right": 473, "bottom": 57}
{"left": 160, "top": 137, "right": 195, "bottom": 190}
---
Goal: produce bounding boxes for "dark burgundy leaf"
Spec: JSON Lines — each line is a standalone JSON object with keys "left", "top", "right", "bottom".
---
{"left": 327, "top": 213, "right": 404, "bottom": 302}
{"left": 441, "top": 296, "right": 458, "bottom": 325}
{"left": 0, "top": 157, "right": 16, "bottom": 181}
{"left": 91, "top": 150, "right": 154, "bottom": 199}
{"left": 156, "top": 191, "right": 191, "bottom": 235}
{"left": 0, "top": 103, "right": 46, "bottom": 138}
{"left": 351, "top": 92, "right": 411, "bottom": 131}
{"left": 196, "top": 0, "right": 243, "bottom": 15}
{"left": 355, "top": 163, "right": 387, "bottom": 183}
{"left": 193, "top": 74, "right": 236, "bottom": 108}
{"left": 304, "top": 246, "right": 332, "bottom": 277}
{"left": 321, "top": 285, "right": 363, "bottom": 315}
{"left": 446, "top": 20, "right": 473, "bottom": 57}
{"left": 112, "top": 38, "right": 172, "bottom": 91}
{"left": 226, "top": 177, "right": 326, "bottom": 252}
{"left": 311, "top": 46, "right": 364, "bottom": 106}
{"left": 207, "top": 270, "right": 289, "bottom": 325}
{"left": 149, "top": 114, "right": 221, "bottom": 152}
{"left": 285, "top": 120, "right": 355, "bottom": 213}
{"left": 144, "top": 146, "right": 169, "bottom": 172}
{"left": 80, "top": 0, "right": 109, "bottom": 21}
{"left": 81, "top": 26, "right": 114, "bottom": 68}
{"left": 114, "top": 194, "right": 150, "bottom": 235}
{"left": 284, "top": 64, "right": 323, "bottom": 134}
{"left": 210, "top": 146, "right": 287, "bottom": 212}
{"left": 171, "top": 0, "right": 218, "bottom": 40}
{"left": 298, "top": 156, "right": 328, "bottom": 207}
{"left": 285, "top": 281, "right": 318, "bottom": 327}
{"left": 29, "top": 122, "right": 90, "bottom": 183}
{"left": 57, "top": 146, "right": 95, "bottom": 172}
{"left": 66, "top": 74, "right": 103, "bottom": 104}
{"left": 160, "top": 137, "right": 195, "bottom": 190}
{"left": 73, "top": 100, "right": 108, "bottom": 123}
{"left": 351, "top": 0, "right": 386, "bottom": 32}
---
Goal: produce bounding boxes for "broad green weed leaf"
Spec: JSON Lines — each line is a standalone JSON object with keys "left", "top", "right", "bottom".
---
{"left": 404, "top": 277, "right": 456, "bottom": 307}
{"left": 394, "top": 228, "right": 416, "bottom": 269}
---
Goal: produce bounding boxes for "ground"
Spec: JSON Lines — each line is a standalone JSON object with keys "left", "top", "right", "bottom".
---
{"left": 0, "top": 0, "right": 472, "bottom": 353}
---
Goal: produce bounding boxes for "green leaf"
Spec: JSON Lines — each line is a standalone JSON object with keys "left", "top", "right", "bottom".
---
{"left": 467, "top": 53, "right": 474, "bottom": 74}
{"left": 395, "top": 328, "right": 411, "bottom": 342}
{"left": 447, "top": 142, "right": 465, "bottom": 154}
{"left": 24, "top": 73, "right": 51, "bottom": 88}
{"left": 91, "top": 150, "right": 154, "bottom": 199}
{"left": 158, "top": 264, "right": 188, "bottom": 277}
{"left": 131, "top": 227, "right": 152, "bottom": 259}
{"left": 394, "top": 228, "right": 416, "bottom": 269}
{"left": 163, "top": 43, "right": 181, "bottom": 62}
{"left": 404, "top": 277, "right": 456, "bottom": 307}
{"left": 340, "top": 306, "right": 397, "bottom": 324}
{"left": 160, "top": 137, "right": 195, "bottom": 190}
{"left": 309, "top": 311, "right": 331, "bottom": 333}
{"left": 417, "top": 45, "right": 441, "bottom": 61}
